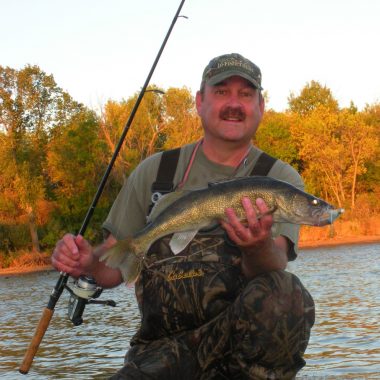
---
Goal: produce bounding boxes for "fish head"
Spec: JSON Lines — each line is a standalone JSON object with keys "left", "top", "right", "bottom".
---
{"left": 287, "top": 192, "right": 344, "bottom": 226}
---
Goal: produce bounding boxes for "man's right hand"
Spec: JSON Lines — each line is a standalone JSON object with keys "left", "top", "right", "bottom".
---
{"left": 51, "top": 234, "right": 94, "bottom": 278}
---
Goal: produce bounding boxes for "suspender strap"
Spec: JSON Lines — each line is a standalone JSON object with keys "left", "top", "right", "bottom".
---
{"left": 151, "top": 149, "right": 277, "bottom": 196}
{"left": 151, "top": 148, "right": 181, "bottom": 193}
{"left": 250, "top": 152, "right": 277, "bottom": 176}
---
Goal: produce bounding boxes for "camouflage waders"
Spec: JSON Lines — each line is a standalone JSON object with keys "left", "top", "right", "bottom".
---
{"left": 109, "top": 232, "right": 315, "bottom": 379}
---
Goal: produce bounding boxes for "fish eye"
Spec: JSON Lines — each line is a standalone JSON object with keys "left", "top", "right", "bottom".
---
{"left": 311, "top": 199, "right": 319, "bottom": 206}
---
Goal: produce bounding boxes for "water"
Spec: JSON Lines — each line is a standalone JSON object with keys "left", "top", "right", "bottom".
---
{"left": 0, "top": 243, "right": 379, "bottom": 379}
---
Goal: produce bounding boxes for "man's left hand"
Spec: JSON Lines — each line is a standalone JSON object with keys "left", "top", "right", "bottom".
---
{"left": 221, "top": 197, "right": 288, "bottom": 277}
{"left": 221, "top": 197, "right": 273, "bottom": 249}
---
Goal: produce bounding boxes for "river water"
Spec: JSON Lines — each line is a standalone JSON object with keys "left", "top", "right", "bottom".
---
{"left": 0, "top": 243, "right": 379, "bottom": 379}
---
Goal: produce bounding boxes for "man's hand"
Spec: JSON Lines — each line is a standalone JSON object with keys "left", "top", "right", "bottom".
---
{"left": 52, "top": 233, "right": 123, "bottom": 288}
{"left": 222, "top": 197, "right": 273, "bottom": 248}
{"left": 51, "top": 234, "right": 94, "bottom": 278}
{"left": 221, "top": 197, "right": 288, "bottom": 278}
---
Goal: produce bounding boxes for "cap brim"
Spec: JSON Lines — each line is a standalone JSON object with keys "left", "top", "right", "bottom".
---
{"left": 206, "top": 70, "right": 263, "bottom": 90}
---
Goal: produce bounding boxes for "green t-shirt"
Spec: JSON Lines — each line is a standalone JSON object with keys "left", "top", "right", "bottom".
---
{"left": 102, "top": 142, "right": 304, "bottom": 258}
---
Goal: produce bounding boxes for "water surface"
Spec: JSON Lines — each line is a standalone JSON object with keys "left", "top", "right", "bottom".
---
{"left": 1, "top": 243, "right": 379, "bottom": 379}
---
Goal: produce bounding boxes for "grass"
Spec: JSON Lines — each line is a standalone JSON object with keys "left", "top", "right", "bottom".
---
{"left": 0, "top": 250, "right": 51, "bottom": 269}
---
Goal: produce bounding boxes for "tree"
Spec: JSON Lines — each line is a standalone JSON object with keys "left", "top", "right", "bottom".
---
{"left": 100, "top": 86, "right": 201, "bottom": 184}
{"left": 340, "top": 110, "right": 378, "bottom": 208}
{"left": 361, "top": 103, "right": 380, "bottom": 195}
{"left": 161, "top": 87, "right": 202, "bottom": 149}
{"left": 0, "top": 65, "right": 83, "bottom": 251}
{"left": 255, "top": 110, "right": 301, "bottom": 171}
{"left": 288, "top": 80, "right": 339, "bottom": 117}
{"left": 290, "top": 106, "right": 346, "bottom": 206}
{"left": 47, "top": 110, "right": 110, "bottom": 241}
{"left": 100, "top": 86, "right": 165, "bottom": 185}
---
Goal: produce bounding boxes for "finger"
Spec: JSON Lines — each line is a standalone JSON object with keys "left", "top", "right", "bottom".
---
{"left": 241, "top": 197, "right": 261, "bottom": 233}
{"left": 222, "top": 221, "right": 245, "bottom": 243}
{"left": 52, "top": 242, "right": 80, "bottom": 268}
{"left": 62, "top": 233, "right": 79, "bottom": 255}
{"left": 255, "top": 197, "right": 269, "bottom": 214}
{"left": 75, "top": 235, "right": 91, "bottom": 253}
{"left": 223, "top": 209, "right": 249, "bottom": 242}
{"left": 224, "top": 207, "right": 240, "bottom": 225}
{"left": 51, "top": 256, "right": 81, "bottom": 277}
{"left": 255, "top": 198, "right": 273, "bottom": 230}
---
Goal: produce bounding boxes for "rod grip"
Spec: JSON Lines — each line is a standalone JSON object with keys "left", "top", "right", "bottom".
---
{"left": 19, "top": 307, "right": 54, "bottom": 375}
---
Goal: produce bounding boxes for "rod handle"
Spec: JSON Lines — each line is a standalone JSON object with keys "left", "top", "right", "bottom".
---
{"left": 19, "top": 307, "right": 54, "bottom": 375}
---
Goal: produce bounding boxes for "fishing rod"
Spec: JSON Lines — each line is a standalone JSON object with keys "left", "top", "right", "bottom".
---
{"left": 19, "top": 0, "right": 186, "bottom": 374}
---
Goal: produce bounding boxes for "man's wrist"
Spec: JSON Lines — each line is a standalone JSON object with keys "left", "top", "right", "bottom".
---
{"left": 241, "top": 238, "right": 287, "bottom": 278}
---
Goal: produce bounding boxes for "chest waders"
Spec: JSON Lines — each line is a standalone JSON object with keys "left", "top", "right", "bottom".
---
{"left": 134, "top": 148, "right": 278, "bottom": 341}
{"left": 118, "top": 149, "right": 315, "bottom": 380}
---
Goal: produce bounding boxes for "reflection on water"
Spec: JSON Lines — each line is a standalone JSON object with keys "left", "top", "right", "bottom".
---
{"left": 289, "top": 243, "right": 380, "bottom": 379}
{"left": 0, "top": 243, "right": 379, "bottom": 379}
{"left": 0, "top": 273, "right": 140, "bottom": 379}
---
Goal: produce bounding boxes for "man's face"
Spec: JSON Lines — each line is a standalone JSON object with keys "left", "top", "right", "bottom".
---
{"left": 196, "top": 76, "right": 264, "bottom": 145}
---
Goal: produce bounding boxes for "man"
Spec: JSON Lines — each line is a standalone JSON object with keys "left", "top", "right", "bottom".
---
{"left": 52, "top": 53, "right": 315, "bottom": 379}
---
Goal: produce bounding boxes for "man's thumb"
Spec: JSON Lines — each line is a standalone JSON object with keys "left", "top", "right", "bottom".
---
{"left": 75, "top": 235, "right": 91, "bottom": 252}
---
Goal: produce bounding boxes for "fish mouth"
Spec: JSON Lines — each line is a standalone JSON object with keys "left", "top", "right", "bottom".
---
{"left": 317, "top": 208, "right": 344, "bottom": 226}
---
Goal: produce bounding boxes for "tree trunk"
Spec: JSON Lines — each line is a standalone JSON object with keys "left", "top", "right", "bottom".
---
{"left": 28, "top": 210, "right": 41, "bottom": 253}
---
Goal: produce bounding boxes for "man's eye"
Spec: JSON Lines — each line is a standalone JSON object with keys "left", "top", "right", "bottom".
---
{"left": 240, "top": 91, "right": 254, "bottom": 97}
{"left": 215, "top": 89, "right": 227, "bottom": 95}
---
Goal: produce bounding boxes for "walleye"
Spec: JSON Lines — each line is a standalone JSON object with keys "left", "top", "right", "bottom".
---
{"left": 100, "top": 176, "right": 343, "bottom": 284}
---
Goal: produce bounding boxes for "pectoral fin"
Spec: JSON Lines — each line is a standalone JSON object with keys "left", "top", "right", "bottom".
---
{"left": 169, "top": 230, "right": 199, "bottom": 255}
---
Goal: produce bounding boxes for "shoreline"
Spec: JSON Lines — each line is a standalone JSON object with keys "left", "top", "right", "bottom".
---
{"left": 299, "top": 235, "right": 380, "bottom": 249}
{"left": 1, "top": 236, "right": 379, "bottom": 277}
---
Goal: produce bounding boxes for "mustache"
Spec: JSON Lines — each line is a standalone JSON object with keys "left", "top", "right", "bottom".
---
{"left": 219, "top": 106, "right": 246, "bottom": 121}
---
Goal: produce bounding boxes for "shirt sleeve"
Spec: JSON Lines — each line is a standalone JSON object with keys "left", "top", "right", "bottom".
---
{"left": 102, "top": 153, "right": 162, "bottom": 240}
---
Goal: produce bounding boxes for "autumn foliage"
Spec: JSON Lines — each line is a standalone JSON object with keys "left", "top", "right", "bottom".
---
{"left": 0, "top": 66, "right": 379, "bottom": 262}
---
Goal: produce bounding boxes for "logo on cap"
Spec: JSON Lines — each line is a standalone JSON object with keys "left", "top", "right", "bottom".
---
{"left": 201, "top": 53, "right": 262, "bottom": 90}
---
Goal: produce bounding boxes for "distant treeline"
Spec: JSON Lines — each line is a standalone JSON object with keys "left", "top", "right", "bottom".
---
{"left": 0, "top": 65, "right": 379, "bottom": 257}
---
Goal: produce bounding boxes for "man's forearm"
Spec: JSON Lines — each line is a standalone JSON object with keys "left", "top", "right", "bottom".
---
{"left": 241, "top": 235, "right": 288, "bottom": 278}
{"left": 85, "top": 239, "right": 123, "bottom": 288}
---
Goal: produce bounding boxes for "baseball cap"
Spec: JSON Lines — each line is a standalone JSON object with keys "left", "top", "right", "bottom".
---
{"left": 200, "top": 53, "right": 263, "bottom": 90}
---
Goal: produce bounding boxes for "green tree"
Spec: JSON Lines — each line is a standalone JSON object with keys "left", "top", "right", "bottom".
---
{"left": 47, "top": 110, "right": 110, "bottom": 241}
{"left": 351, "top": 103, "right": 380, "bottom": 214}
{"left": 255, "top": 110, "right": 301, "bottom": 170}
{"left": 100, "top": 86, "right": 165, "bottom": 185}
{"left": 339, "top": 110, "right": 378, "bottom": 209}
{"left": 288, "top": 80, "right": 339, "bottom": 117}
{"left": 289, "top": 100, "right": 378, "bottom": 211}
{"left": 0, "top": 65, "right": 82, "bottom": 251}
{"left": 290, "top": 106, "right": 346, "bottom": 206}
{"left": 100, "top": 86, "right": 201, "bottom": 184}
{"left": 162, "top": 87, "right": 202, "bottom": 150}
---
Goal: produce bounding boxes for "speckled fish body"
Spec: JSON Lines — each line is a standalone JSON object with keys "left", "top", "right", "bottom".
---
{"left": 100, "top": 176, "right": 343, "bottom": 283}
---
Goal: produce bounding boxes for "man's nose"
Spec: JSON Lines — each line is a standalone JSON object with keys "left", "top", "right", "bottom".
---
{"left": 225, "top": 92, "right": 242, "bottom": 106}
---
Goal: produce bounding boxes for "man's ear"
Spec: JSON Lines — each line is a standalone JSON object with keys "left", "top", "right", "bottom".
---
{"left": 195, "top": 91, "right": 203, "bottom": 114}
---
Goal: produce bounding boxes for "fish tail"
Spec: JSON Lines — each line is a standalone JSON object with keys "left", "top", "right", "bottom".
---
{"left": 100, "top": 238, "right": 143, "bottom": 285}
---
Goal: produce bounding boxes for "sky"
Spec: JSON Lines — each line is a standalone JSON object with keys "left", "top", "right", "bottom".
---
{"left": 1, "top": 0, "right": 379, "bottom": 112}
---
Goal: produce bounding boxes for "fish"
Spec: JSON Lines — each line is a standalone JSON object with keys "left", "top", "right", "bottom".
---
{"left": 100, "top": 176, "right": 344, "bottom": 284}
